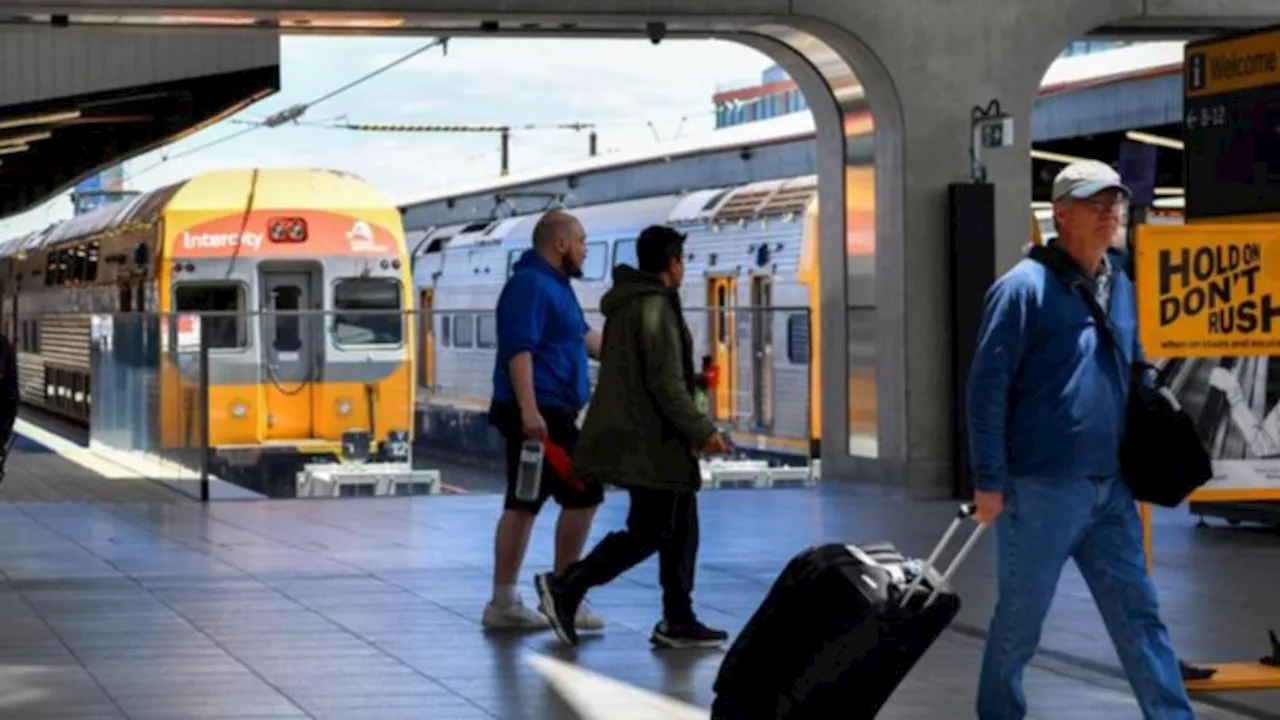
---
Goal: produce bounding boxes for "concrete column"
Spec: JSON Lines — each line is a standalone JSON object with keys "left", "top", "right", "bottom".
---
{"left": 794, "top": 0, "right": 1144, "bottom": 497}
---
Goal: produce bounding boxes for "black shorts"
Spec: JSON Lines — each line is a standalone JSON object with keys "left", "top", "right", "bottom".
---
{"left": 491, "top": 401, "right": 604, "bottom": 513}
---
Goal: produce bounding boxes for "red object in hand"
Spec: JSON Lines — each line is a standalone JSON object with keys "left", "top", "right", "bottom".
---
{"left": 704, "top": 364, "right": 720, "bottom": 389}
{"left": 543, "top": 439, "right": 585, "bottom": 490}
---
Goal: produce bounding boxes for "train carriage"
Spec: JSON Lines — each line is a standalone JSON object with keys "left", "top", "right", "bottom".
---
{"left": 411, "top": 172, "right": 835, "bottom": 463}
{"left": 0, "top": 167, "right": 420, "bottom": 497}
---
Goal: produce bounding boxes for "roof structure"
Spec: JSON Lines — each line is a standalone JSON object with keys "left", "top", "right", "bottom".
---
{"left": 400, "top": 41, "right": 1194, "bottom": 227}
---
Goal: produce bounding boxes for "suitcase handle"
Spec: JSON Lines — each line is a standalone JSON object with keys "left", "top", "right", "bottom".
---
{"left": 899, "top": 503, "right": 988, "bottom": 608}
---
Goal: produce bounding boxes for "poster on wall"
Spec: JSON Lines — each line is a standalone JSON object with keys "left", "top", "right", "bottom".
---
{"left": 1134, "top": 223, "right": 1280, "bottom": 502}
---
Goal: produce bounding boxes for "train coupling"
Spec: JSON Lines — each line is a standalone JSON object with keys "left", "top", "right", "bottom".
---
{"left": 295, "top": 429, "right": 442, "bottom": 498}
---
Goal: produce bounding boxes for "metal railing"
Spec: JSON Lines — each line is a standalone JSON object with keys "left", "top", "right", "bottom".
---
{"left": 424, "top": 305, "right": 816, "bottom": 465}
{"left": 20, "top": 305, "right": 818, "bottom": 498}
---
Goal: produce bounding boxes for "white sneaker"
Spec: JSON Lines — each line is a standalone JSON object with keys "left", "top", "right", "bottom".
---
{"left": 575, "top": 600, "right": 605, "bottom": 631}
{"left": 482, "top": 597, "right": 550, "bottom": 630}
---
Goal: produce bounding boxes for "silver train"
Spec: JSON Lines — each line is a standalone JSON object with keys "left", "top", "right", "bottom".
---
{"left": 410, "top": 173, "right": 832, "bottom": 460}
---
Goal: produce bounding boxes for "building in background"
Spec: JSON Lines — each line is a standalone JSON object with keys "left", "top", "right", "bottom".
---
{"left": 70, "top": 164, "right": 140, "bottom": 216}
{"left": 714, "top": 41, "right": 1133, "bottom": 130}
{"left": 712, "top": 63, "right": 807, "bottom": 129}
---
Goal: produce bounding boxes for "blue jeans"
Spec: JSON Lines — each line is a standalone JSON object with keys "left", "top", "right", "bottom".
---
{"left": 976, "top": 475, "right": 1195, "bottom": 719}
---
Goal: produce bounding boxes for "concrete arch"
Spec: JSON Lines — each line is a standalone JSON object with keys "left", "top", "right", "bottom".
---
{"left": 767, "top": 17, "right": 910, "bottom": 487}
{"left": 728, "top": 22, "right": 906, "bottom": 485}
{"left": 16, "top": 0, "right": 1270, "bottom": 498}
{"left": 0, "top": 7, "right": 907, "bottom": 488}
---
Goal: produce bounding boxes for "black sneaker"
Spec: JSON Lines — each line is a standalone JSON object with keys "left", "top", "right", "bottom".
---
{"left": 1180, "top": 660, "right": 1217, "bottom": 681}
{"left": 650, "top": 619, "right": 729, "bottom": 649}
{"left": 534, "top": 572, "right": 582, "bottom": 647}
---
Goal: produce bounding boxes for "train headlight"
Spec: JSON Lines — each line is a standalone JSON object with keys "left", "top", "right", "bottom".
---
{"left": 336, "top": 398, "right": 353, "bottom": 416}
{"left": 230, "top": 402, "right": 248, "bottom": 419}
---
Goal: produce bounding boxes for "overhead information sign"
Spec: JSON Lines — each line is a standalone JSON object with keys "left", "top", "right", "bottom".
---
{"left": 1183, "top": 25, "right": 1280, "bottom": 220}
{"left": 1135, "top": 223, "right": 1280, "bottom": 502}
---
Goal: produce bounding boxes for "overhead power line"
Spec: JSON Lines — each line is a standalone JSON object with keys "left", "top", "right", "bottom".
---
{"left": 123, "top": 36, "right": 451, "bottom": 183}
{"left": 311, "top": 121, "right": 601, "bottom": 176}
{"left": 259, "top": 37, "right": 450, "bottom": 128}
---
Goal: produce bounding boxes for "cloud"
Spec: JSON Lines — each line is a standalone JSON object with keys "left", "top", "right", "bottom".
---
{"left": 0, "top": 35, "right": 776, "bottom": 237}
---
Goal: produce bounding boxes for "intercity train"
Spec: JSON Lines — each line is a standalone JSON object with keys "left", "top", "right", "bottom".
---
{"left": 0, "top": 168, "right": 416, "bottom": 495}
{"left": 409, "top": 166, "right": 879, "bottom": 461}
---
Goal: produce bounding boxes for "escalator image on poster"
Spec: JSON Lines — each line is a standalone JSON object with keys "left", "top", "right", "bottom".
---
{"left": 1134, "top": 223, "right": 1280, "bottom": 501}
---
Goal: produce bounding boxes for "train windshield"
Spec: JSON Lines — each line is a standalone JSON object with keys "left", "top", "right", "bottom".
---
{"left": 174, "top": 283, "right": 246, "bottom": 349}
{"left": 333, "top": 279, "right": 402, "bottom": 346}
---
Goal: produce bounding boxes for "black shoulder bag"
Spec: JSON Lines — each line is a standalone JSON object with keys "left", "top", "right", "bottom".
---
{"left": 1028, "top": 245, "right": 1213, "bottom": 507}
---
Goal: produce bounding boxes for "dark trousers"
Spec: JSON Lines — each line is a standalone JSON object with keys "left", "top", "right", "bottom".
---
{"left": 563, "top": 486, "right": 699, "bottom": 624}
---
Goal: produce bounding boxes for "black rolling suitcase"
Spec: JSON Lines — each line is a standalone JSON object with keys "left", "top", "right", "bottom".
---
{"left": 711, "top": 503, "right": 988, "bottom": 719}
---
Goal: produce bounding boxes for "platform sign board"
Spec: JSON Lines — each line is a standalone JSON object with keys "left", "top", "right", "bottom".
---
{"left": 1135, "top": 223, "right": 1280, "bottom": 501}
{"left": 1183, "top": 25, "right": 1280, "bottom": 221}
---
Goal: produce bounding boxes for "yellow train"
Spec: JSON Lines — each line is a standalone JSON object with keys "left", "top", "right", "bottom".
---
{"left": 0, "top": 168, "right": 418, "bottom": 497}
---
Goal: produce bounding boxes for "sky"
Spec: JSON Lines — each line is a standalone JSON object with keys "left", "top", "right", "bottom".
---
{"left": 0, "top": 35, "right": 777, "bottom": 237}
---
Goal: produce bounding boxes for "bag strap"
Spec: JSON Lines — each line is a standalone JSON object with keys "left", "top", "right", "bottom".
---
{"left": 1027, "top": 244, "right": 1152, "bottom": 382}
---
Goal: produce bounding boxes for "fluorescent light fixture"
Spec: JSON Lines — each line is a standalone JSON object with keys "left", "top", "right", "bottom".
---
{"left": 1153, "top": 196, "right": 1185, "bottom": 208}
{"left": 1154, "top": 186, "right": 1183, "bottom": 195}
{"left": 0, "top": 144, "right": 29, "bottom": 155}
{"left": 0, "top": 131, "right": 52, "bottom": 147}
{"left": 0, "top": 110, "right": 80, "bottom": 132}
{"left": 1030, "top": 148, "right": 1095, "bottom": 164}
{"left": 1126, "top": 130, "right": 1183, "bottom": 150}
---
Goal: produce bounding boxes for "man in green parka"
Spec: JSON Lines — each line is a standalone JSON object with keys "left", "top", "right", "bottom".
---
{"left": 534, "top": 225, "right": 732, "bottom": 649}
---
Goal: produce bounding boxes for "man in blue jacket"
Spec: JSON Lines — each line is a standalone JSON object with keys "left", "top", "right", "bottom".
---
{"left": 484, "top": 210, "right": 606, "bottom": 633}
{"left": 967, "top": 160, "right": 1195, "bottom": 719}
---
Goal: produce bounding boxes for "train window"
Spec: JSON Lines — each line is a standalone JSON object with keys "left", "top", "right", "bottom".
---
{"left": 333, "top": 279, "right": 402, "bottom": 346}
{"left": 440, "top": 314, "right": 451, "bottom": 347}
{"left": 581, "top": 242, "right": 607, "bottom": 280}
{"left": 173, "top": 283, "right": 247, "bottom": 349}
{"left": 453, "top": 314, "right": 474, "bottom": 348}
{"left": 70, "top": 246, "right": 86, "bottom": 281}
{"left": 613, "top": 239, "right": 638, "bottom": 269}
{"left": 85, "top": 242, "right": 100, "bottom": 282}
{"left": 21, "top": 319, "right": 39, "bottom": 353}
{"left": 786, "top": 313, "right": 810, "bottom": 365}
{"left": 271, "top": 286, "right": 303, "bottom": 352}
{"left": 717, "top": 285, "right": 728, "bottom": 344}
{"left": 476, "top": 313, "right": 496, "bottom": 349}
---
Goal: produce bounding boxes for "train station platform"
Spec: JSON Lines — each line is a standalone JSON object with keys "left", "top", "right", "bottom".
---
{"left": 0, "top": 470, "right": 1277, "bottom": 719}
{"left": 0, "top": 421, "right": 183, "bottom": 505}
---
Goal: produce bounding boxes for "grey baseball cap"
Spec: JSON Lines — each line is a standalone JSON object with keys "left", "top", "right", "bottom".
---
{"left": 1051, "top": 160, "right": 1131, "bottom": 202}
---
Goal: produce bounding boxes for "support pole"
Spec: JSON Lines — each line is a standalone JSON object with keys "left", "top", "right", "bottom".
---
{"left": 500, "top": 127, "right": 510, "bottom": 177}
{"left": 199, "top": 315, "right": 210, "bottom": 503}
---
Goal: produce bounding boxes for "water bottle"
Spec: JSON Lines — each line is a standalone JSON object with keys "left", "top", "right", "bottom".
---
{"left": 694, "top": 387, "right": 708, "bottom": 414}
{"left": 514, "top": 439, "right": 544, "bottom": 502}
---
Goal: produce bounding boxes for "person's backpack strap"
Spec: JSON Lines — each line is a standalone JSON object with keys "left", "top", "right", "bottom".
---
{"left": 1027, "top": 244, "right": 1147, "bottom": 377}
{"left": 1028, "top": 243, "right": 1211, "bottom": 506}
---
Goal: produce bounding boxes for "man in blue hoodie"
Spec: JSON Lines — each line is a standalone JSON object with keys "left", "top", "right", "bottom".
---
{"left": 484, "top": 210, "right": 606, "bottom": 633}
{"left": 967, "top": 160, "right": 1194, "bottom": 719}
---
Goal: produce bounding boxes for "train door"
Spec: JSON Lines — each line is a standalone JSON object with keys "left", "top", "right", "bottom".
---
{"left": 419, "top": 288, "right": 435, "bottom": 392}
{"left": 750, "top": 275, "right": 774, "bottom": 431}
{"left": 261, "top": 270, "right": 317, "bottom": 439}
{"left": 706, "top": 275, "right": 738, "bottom": 424}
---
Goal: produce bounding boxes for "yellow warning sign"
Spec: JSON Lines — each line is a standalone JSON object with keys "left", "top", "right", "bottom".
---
{"left": 1135, "top": 224, "right": 1280, "bottom": 357}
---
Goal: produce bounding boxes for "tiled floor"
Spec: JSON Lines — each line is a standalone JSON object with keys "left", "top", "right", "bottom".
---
{"left": 0, "top": 471, "right": 1277, "bottom": 719}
